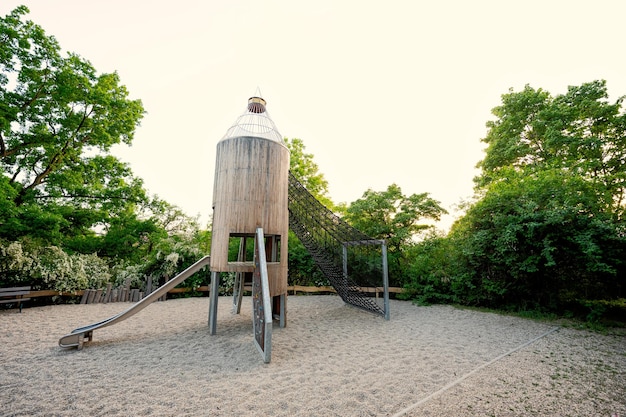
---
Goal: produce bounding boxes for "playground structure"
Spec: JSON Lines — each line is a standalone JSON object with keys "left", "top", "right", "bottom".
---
{"left": 59, "top": 95, "right": 389, "bottom": 363}
{"left": 208, "top": 95, "right": 290, "bottom": 361}
{"left": 288, "top": 172, "right": 390, "bottom": 319}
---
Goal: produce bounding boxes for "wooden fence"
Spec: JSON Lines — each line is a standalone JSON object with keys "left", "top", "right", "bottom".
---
{"left": 27, "top": 284, "right": 404, "bottom": 304}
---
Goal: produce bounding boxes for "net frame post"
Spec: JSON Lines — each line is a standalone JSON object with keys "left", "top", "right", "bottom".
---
{"left": 288, "top": 172, "right": 391, "bottom": 319}
{"left": 381, "top": 240, "right": 390, "bottom": 321}
{"left": 341, "top": 239, "right": 390, "bottom": 319}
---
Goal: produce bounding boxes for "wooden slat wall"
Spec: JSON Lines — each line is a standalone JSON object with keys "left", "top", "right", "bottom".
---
{"left": 210, "top": 136, "right": 290, "bottom": 297}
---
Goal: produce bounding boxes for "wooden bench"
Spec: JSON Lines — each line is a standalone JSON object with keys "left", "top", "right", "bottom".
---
{"left": 0, "top": 286, "right": 31, "bottom": 312}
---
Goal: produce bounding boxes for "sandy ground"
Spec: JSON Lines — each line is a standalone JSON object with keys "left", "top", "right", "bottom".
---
{"left": 1, "top": 295, "right": 624, "bottom": 416}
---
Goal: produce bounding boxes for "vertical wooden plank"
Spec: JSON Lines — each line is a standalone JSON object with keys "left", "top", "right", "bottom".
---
{"left": 80, "top": 290, "right": 89, "bottom": 304}
{"left": 145, "top": 276, "right": 153, "bottom": 296}
{"left": 107, "top": 283, "right": 113, "bottom": 303}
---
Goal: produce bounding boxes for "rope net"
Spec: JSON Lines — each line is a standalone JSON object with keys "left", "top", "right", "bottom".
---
{"left": 288, "top": 172, "right": 387, "bottom": 316}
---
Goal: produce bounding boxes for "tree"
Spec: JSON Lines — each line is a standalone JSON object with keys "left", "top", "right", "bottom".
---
{"left": 345, "top": 184, "right": 446, "bottom": 285}
{"left": 452, "top": 80, "right": 626, "bottom": 312}
{"left": 346, "top": 184, "right": 446, "bottom": 251}
{"left": 478, "top": 80, "right": 626, "bottom": 220}
{"left": 0, "top": 6, "right": 146, "bottom": 243}
{"left": 451, "top": 168, "right": 622, "bottom": 308}
{"left": 285, "top": 137, "right": 336, "bottom": 210}
{"left": 283, "top": 138, "right": 335, "bottom": 286}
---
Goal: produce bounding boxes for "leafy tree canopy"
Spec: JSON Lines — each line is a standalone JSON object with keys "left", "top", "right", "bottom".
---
{"left": 283, "top": 138, "right": 334, "bottom": 285}
{"left": 450, "top": 80, "right": 626, "bottom": 311}
{"left": 0, "top": 7, "right": 213, "bottom": 293}
{"left": 346, "top": 184, "right": 446, "bottom": 250}
{"left": 0, "top": 6, "right": 145, "bottom": 217}
{"left": 284, "top": 137, "right": 337, "bottom": 210}
{"left": 345, "top": 184, "right": 446, "bottom": 286}
{"left": 477, "top": 80, "right": 626, "bottom": 219}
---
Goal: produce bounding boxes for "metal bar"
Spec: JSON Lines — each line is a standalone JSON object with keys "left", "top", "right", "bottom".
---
{"left": 382, "top": 241, "right": 390, "bottom": 321}
{"left": 279, "top": 293, "right": 286, "bottom": 328}
{"left": 253, "top": 227, "right": 273, "bottom": 363}
{"left": 208, "top": 271, "right": 219, "bottom": 335}
{"left": 342, "top": 239, "right": 386, "bottom": 246}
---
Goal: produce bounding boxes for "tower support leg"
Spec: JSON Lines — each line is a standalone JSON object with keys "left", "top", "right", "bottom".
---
{"left": 272, "top": 294, "right": 287, "bottom": 328}
{"left": 279, "top": 293, "right": 286, "bottom": 328}
{"left": 209, "top": 271, "right": 220, "bottom": 335}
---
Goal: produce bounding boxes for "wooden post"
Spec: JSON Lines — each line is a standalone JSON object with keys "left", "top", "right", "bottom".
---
{"left": 103, "top": 283, "right": 112, "bottom": 303}
{"left": 145, "top": 275, "right": 153, "bottom": 296}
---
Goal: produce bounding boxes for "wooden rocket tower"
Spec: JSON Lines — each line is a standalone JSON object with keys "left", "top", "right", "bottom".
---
{"left": 208, "top": 95, "right": 289, "bottom": 349}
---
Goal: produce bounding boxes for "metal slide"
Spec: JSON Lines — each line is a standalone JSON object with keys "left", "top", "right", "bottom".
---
{"left": 59, "top": 255, "right": 211, "bottom": 349}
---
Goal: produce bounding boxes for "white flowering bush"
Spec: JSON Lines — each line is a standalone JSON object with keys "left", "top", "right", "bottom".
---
{"left": 111, "top": 262, "right": 146, "bottom": 289}
{"left": 0, "top": 241, "right": 35, "bottom": 286}
{"left": 32, "top": 247, "right": 111, "bottom": 293}
{"left": 32, "top": 246, "right": 79, "bottom": 292}
{"left": 218, "top": 272, "right": 236, "bottom": 295}
{"left": 155, "top": 250, "right": 180, "bottom": 278}
{"left": 79, "top": 253, "right": 111, "bottom": 289}
{"left": 0, "top": 240, "right": 111, "bottom": 292}
{"left": 1, "top": 226, "right": 211, "bottom": 297}
{"left": 137, "top": 237, "right": 210, "bottom": 295}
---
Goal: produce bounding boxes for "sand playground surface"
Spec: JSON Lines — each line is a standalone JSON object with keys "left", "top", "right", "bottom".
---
{"left": 1, "top": 295, "right": 625, "bottom": 416}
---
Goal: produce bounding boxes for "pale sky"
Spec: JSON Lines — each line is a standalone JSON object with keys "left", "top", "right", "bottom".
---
{"left": 3, "top": 1, "right": 626, "bottom": 231}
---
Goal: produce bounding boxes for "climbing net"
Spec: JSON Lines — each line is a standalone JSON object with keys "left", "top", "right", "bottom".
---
{"left": 288, "top": 172, "right": 389, "bottom": 318}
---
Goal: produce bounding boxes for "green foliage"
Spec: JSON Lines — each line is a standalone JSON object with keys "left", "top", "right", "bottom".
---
{"left": 285, "top": 138, "right": 334, "bottom": 285}
{"left": 110, "top": 261, "right": 145, "bottom": 290}
{"left": 401, "top": 232, "right": 457, "bottom": 305}
{"left": 97, "top": 210, "right": 166, "bottom": 263}
{"left": 1, "top": 6, "right": 146, "bottom": 246}
{"left": 579, "top": 298, "right": 626, "bottom": 325}
{"left": 115, "top": 216, "right": 211, "bottom": 292}
{"left": 217, "top": 272, "right": 236, "bottom": 296}
{"left": 0, "top": 8, "right": 216, "bottom": 299}
{"left": 346, "top": 184, "right": 446, "bottom": 250}
{"left": 285, "top": 138, "right": 336, "bottom": 210}
{"left": 0, "top": 193, "right": 209, "bottom": 295}
{"left": 287, "top": 231, "right": 328, "bottom": 287}
{"left": 450, "top": 168, "right": 623, "bottom": 309}
{"left": 344, "top": 184, "right": 447, "bottom": 286}
{"left": 0, "top": 239, "right": 110, "bottom": 292}
{"left": 444, "top": 80, "right": 626, "bottom": 315}
{"left": 478, "top": 80, "right": 626, "bottom": 219}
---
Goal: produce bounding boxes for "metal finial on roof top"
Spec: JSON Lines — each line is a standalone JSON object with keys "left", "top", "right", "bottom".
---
{"left": 248, "top": 96, "right": 266, "bottom": 113}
